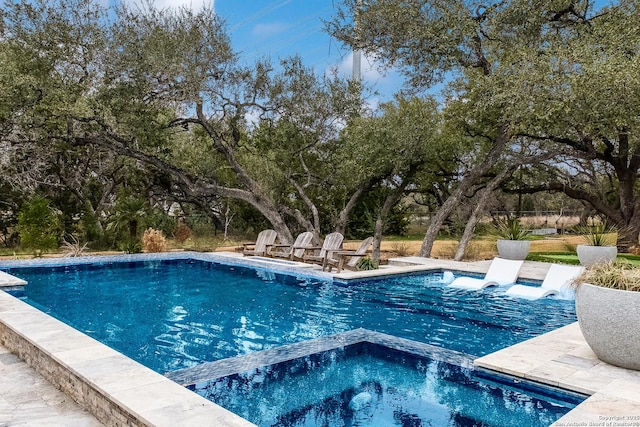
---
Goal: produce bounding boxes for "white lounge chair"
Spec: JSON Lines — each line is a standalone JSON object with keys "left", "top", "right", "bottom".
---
{"left": 449, "top": 257, "right": 523, "bottom": 289}
{"left": 505, "top": 263, "right": 584, "bottom": 300}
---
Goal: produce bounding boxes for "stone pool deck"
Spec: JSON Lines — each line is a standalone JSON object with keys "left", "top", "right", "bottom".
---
{"left": 0, "top": 343, "right": 103, "bottom": 426}
{"left": 1, "top": 254, "right": 639, "bottom": 425}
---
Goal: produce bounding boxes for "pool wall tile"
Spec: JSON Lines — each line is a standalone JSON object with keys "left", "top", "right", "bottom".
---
{"left": 1, "top": 251, "right": 435, "bottom": 286}
{"left": 0, "top": 252, "right": 334, "bottom": 284}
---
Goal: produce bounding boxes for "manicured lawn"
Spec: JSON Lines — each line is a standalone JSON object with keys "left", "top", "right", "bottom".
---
{"left": 528, "top": 252, "right": 640, "bottom": 265}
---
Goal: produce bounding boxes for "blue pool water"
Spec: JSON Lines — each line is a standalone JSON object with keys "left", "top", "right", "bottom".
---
{"left": 4, "top": 258, "right": 577, "bottom": 374}
{"left": 193, "top": 342, "right": 582, "bottom": 427}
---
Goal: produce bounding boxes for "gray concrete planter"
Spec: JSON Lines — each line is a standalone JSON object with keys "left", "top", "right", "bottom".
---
{"left": 496, "top": 240, "right": 530, "bottom": 260}
{"left": 576, "top": 283, "right": 640, "bottom": 370}
{"left": 576, "top": 244, "right": 618, "bottom": 267}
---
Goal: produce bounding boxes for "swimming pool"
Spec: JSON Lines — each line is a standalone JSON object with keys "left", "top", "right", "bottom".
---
{"left": 3, "top": 255, "right": 577, "bottom": 374}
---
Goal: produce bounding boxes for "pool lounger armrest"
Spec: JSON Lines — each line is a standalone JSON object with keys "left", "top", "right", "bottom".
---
{"left": 448, "top": 277, "right": 503, "bottom": 289}
{"left": 505, "top": 284, "right": 557, "bottom": 300}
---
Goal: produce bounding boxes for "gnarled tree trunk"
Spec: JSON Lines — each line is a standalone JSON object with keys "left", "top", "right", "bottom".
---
{"left": 372, "top": 184, "right": 407, "bottom": 263}
{"left": 454, "top": 165, "right": 515, "bottom": 260}
{"left": 420, "top": 126, "right": 512, "bottom": 257}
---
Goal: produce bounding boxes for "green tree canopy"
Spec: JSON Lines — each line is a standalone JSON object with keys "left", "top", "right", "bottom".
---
{"left": 331, "top": 0, "right": 640, "bottom": 251}
{"left": 0, "top": 0, "right": 386, "bottom": 244}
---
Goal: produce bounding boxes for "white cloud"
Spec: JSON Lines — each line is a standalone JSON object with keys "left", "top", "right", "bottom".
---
{"left": 252, "top": 22, "right": 289, "bottom": 38}
{"left": 244, "top": 107, "right": 263, "bottom": 130}
{"left": 364, "top": 97, "right": 380, "bottom": 112}
{"left": 123, "top": 0, "right": 214, "bottom": 11}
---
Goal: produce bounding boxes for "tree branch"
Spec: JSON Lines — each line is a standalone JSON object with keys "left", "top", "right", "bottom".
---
{"left": 508, "top": 181, "right": 622, "bottom": 222}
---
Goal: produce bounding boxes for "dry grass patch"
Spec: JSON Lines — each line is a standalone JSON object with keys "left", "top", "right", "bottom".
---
{"left": 142, "top": 228, "right": 168, "bottom": 253}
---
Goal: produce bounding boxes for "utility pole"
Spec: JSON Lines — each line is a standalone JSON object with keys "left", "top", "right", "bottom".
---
{"left": 352, "top": 49, "right": 362, "bottom": 82}
{"left": 352, "top": 0, "right": 363, "bottom": 84}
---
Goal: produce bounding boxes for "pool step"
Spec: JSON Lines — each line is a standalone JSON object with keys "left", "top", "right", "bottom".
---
{"left": 0, "top": 270, "right": 27, "bottom": 286}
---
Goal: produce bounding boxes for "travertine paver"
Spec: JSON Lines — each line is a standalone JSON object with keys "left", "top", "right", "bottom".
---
{"left": 0, "top": 344, "right": 103, "bottom": 426}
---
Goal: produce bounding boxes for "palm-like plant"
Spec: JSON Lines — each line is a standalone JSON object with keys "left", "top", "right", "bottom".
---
{"left": 493, "top": 217, "right": 530, "bottom": 240}
{"left": 107, "top": 197, "right": 147, "bottom": 240}
{"left": 577, "top": 221, "right": 617, "bottom": 246}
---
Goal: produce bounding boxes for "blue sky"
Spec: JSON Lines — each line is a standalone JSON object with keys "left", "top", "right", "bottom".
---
{"left": 138, "top": 0, "right": 403, "bottom": 104}
{"left": 115, "top": 0, "right": 619, "bottom": 105}
{"left": 215, "top": 0, "right": 403, "bottom": 103}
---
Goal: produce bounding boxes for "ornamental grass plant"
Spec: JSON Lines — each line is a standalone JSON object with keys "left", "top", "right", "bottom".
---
{"left": 576, "top": 261, "right": 640, "bottom": 292}
{"left": 142, "top": 228, "right": 168, "bottom": 253}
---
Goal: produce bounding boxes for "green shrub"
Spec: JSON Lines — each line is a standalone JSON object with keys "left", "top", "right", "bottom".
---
{"left": 120, "top": 239, "right": 142, "bottom": 254}
{"left": 356, "top": 257, "right": 379, "bottom": 270}
{"left": 16, "top": 197, "right": 62, "bottom": 254}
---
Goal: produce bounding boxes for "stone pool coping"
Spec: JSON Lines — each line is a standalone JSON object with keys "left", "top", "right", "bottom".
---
{"left": 1, "top": 252, "right": 638, "bottom": 425}
{"left": 0, "top": 343, "right": 103, "bottom": 426}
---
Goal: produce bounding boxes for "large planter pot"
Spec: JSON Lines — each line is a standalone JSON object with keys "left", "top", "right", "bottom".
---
{"left": 576, "top": 283, "right": 640, "bottom": 370}
{"left": 576, "top": 244, "right": 617, "bottom": 267}
{"left": 496, "top": 239, "right": 530, "bottom": 260}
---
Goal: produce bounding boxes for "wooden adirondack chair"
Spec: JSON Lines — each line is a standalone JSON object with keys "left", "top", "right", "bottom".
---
{"left": 242, "top": 229, "right": 277, "bottom": 256}
{"left": 323, "top": 237, "right": 374, "bottom": 273}
{"left": 271, "top": 231, "right": 314, "bottom": 260}
{"left": 297, "top": 232, "right": 344, "bottom": 266}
